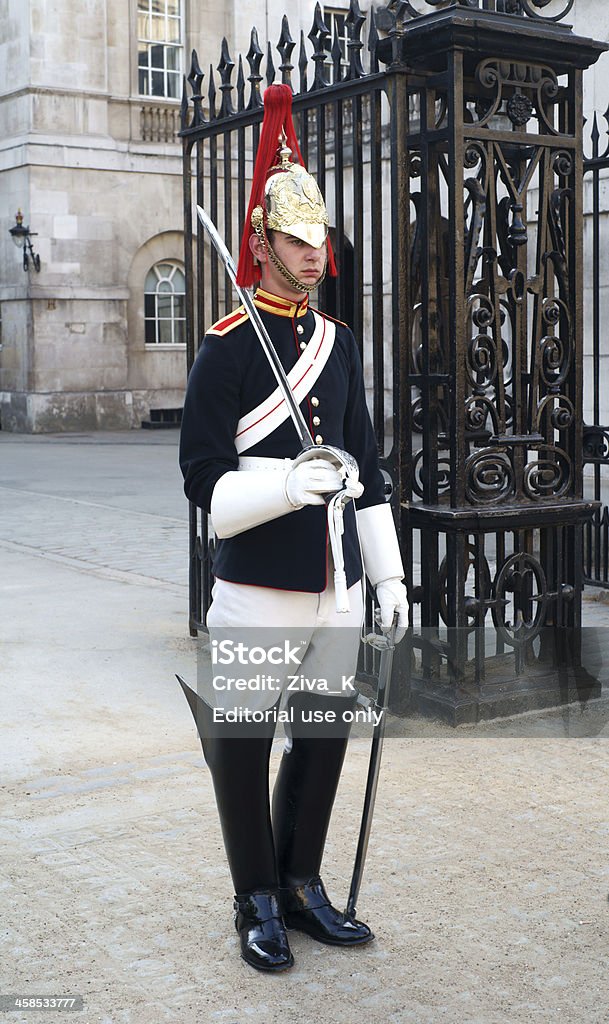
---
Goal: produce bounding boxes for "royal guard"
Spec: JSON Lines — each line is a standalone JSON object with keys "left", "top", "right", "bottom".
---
{"left": 179, "top": 84, "right": 408, "bottom": 972}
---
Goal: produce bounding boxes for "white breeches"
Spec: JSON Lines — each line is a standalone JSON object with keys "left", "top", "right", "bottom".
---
{"left": 201, "top": 575, "right": 364, "bottom": 714}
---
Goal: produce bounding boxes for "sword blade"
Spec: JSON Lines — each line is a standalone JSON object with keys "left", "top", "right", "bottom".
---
{"left": 196, "top": 204, "right": 315, "bottom": 450}
{"left": 345, "top": 623, "right": 397, "bottom": 919}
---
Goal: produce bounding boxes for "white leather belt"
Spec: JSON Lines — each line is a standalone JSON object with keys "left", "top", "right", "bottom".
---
{"left": 238, "top": 456, "right": 292, "bottom": 472}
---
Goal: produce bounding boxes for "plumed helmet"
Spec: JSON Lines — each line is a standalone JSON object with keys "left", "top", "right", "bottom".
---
{"left": 260, "top": 155, "right": 329, "bottom": 250}
{"left": 235, "top": 84, "right": 336, "bottom": 288}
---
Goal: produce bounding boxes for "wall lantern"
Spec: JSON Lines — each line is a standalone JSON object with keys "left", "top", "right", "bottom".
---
{"left": 9, "top": 209, "right": 41, "bottom": 272}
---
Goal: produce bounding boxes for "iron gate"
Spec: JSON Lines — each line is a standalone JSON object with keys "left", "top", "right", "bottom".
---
{"left": 180, "top": 0, "right": 606, "bottom": 723}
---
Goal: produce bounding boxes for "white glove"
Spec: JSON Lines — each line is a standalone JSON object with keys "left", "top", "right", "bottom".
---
{"left": 287, "top": 448, "right": 364, "bottom": 507}
{"left": 375, "top": 577, "right": 409, "bottom": 641}
{"left": 285, "top": 458, "right": 345, "bottom": 508}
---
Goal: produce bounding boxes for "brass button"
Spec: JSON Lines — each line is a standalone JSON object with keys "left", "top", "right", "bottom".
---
{"left": 300, "top": 341, "right": 307, "bottom": 350}
{"left": 315, "top": 434, "right": 324, "bottom": 445}
{"left": 311, "top": 396, "right": 319, "bottom": 408}
{"left": 296, "top": 325, "right": 304, "bottom": 335}
{"left": 313, "top": 416, "right": 321, "bottom": 426}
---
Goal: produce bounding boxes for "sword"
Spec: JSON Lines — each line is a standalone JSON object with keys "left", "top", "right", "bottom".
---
{"left": 196, "top": 204, "right": 315, "bottom": 449}
{"left": 345, "top": 615, "right": 398, "bottom": 920}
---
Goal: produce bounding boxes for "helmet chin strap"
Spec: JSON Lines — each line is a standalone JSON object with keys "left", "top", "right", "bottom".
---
{"left": 253, "top": 219, "right": 327, "bottom": 295}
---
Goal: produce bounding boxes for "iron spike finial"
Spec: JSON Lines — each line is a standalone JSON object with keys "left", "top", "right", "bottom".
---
{"left": 368, "top": 6, "right": 380, "bottom": 75}
{"left": 236, "top": 54, "right": 245, "bottom": 112}
{"left": 298, "top": 29, "right": 308, "bottom": 94}
{"left": 187, "top": 50, "right": 205, "bottom": 128}
{"left": 207, "top": 64, "right": 216, "bottom": 120}
{"left": 386, "top": 0, "right": 419, "bottom": 32}
{"left": 217, "top": 38, "right": 235, "bottom": 119}
{"left": 307, "top": 2, "right": 331, "bottom": 92}
{"left": 180, "top": 76, "right": 190, "bottom": 132}
{"left": 266, "top": 41, "right": 276, "bottom": 88}
{"left": 590, "top": 111, "right": 600, "bottom": 156}
{"left": 246, "top": 26, "right": 264, "bottom": 110}
{"left": 387, "top": 0, "right": 408, "bottom": 31}
{"left": 187, "top": 49, "right": 204, "bottom": 92}
{"left": 277, "top": 14, "right": 295, "bottom": 90}
{"left": 348, "top": 0, "right": 366, "bottom": 36}
{"left": 331, "top": 24, "right": 343, "bottom": 85}
{"left": 345, "top": 0, "right": 366, "bottom": 81}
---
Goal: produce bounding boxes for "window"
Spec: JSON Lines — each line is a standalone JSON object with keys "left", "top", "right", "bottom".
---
{"left": 322, "top": 7, "right": 350, "bottom": 71}
{"left": 144, "top": 262, "right": 186, "bottom": 345}
{"left": 138, "top": 0, "right": 183, "bottom": 99}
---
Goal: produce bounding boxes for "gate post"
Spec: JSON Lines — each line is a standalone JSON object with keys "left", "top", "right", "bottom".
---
{"left": 381, "top": 1, "right": 607, "bottom": 722}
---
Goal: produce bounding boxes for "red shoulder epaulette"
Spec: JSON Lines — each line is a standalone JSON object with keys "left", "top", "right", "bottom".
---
{"left": 207, "top": 306, "right": 249, "bottom": 337}
{"left": 310, "top": 306, "right": 348, "bottom": 329}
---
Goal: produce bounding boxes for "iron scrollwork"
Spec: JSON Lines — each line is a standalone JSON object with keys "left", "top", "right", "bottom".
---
{"left": 474, "top": 60, "right": 560, "bottom": 135}
{"left": 492, "top": 552, "right": 548, "bottom": 646}
{"left": 385, "top": 0, "right": 574, "bottom": 23}
{"left": 583, "top": 426, "right": 609, "bottom": 465}
{"left": 465, "top": 448, "right": 515, "bottom": 505}
{"left": 412, "top": 447, "right": 452, "bottom": 499}
{"left": 438, "top": 545, "right": 493, "bottom": 626}
{"left": 523, "top": 445, "right": 572, "bottom": 499}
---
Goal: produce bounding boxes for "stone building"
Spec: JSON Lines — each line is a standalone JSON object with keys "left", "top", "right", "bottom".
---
{"left": 1, "top": 1, "right": 608, "bottom": 431}
{"left": 0, "top": 0, "right": 324, "bottom": 431}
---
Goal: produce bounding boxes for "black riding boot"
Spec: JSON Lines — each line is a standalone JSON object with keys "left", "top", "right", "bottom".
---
{"left": 272, "top": 690, "right": 373, "bottom": 946}
{"left": 178, "top": 677, "right": 293, "bottom": 971}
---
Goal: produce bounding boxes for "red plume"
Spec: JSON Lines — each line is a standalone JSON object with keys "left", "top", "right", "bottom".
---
{"left": 235, "top": 83, "right": 337, "bottom": 288}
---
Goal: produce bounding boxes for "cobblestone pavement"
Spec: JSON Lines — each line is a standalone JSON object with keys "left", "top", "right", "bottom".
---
{"left": 0, "top": 432, "right": 187, "bottom": 588}
{"left": 1, "top": 432, "right": 609, "bottom": 1024}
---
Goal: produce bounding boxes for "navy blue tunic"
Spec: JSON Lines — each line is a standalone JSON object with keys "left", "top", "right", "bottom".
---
{"left": 179, "top": 289, "right": 385, "bottom": 593}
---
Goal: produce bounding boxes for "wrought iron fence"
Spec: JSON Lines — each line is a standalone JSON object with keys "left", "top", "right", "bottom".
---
{"left": 180, "top": 0, "right": 606, "bottom": 722}
{"left": 583, "top": 109, "right": 609, "bottom": 587}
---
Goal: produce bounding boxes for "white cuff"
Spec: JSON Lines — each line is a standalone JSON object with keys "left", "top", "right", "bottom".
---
{"left": 210, "top": 470, "right": 294, "bottom": 539}
{"left": 356, "top": 503, "right": 404, "bottom": 586}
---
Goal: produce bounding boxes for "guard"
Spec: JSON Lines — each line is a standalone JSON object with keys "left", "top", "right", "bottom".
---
{"left": 179, "top": 83, "right": 408, "bottom": 972}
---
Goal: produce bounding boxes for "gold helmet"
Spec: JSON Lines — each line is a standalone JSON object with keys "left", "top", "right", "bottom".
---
{"left": 236, "top": 84, "right": 336, "bottom": 291}
{"left": 258, "top": 144, "right": 329, "bottom": 250}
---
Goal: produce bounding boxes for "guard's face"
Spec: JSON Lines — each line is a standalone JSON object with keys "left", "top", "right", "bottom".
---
{"left": 270, "top": 231, "right": 327, "bottom": 289}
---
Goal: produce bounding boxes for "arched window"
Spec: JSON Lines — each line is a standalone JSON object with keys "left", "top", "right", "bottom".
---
{"left": 144, "top": 261, "right": 186, "bottom": 345}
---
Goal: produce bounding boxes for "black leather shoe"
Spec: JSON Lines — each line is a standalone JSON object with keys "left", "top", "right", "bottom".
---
{"left": 234, "top": 891, "right": 294, "bottom": 972}
{"left": 281, "top": 877, "right": 374, "bottom": 946}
